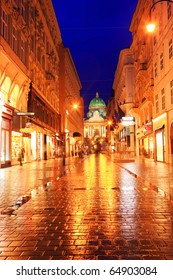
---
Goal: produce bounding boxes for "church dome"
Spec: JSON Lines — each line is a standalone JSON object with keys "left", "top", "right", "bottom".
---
{"left": 89, "top": 92, "right": 106, "bottom": 109}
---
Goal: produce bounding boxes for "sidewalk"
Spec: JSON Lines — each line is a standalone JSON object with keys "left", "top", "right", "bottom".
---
{"left": 109, "top": 153, "right": 173, "bottom": 201}
{"left": 0, "top": 156, "right": 80, "bottom": 214}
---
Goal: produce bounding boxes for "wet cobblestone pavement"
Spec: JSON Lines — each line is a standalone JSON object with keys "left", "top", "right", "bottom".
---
{"left": 112, "top": 155, "right": 173, "bottom": 201}
{"left": 0, "top": 154, "right": 173, "bottom": 260}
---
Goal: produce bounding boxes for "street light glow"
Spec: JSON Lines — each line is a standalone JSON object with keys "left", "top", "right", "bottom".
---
{"left": 146, "top": 0, "right": 173, "bottom": 33}
{"left": 146, "top": 23, "right": 156, "bottom": 33}
{"left": 73, "top": 104, "right": 78, "bottom": 109}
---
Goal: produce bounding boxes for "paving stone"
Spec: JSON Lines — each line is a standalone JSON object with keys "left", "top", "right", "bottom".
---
{"left": 0, "top": 154, "right": 173, "bottom": 259}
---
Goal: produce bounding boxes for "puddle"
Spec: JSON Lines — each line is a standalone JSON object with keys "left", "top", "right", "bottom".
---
{"left": 13, "top": 195, "right": 31, "bottom": 208}
{"left": 1, "top": 208, "right": 16, "bottom": 215}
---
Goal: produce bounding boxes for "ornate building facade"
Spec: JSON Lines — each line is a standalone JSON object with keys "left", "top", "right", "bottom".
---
{"left": 129, "top": 0, "right": 154, "bottom": 159}
{"left": 113, "top": 49, "right": 135, "bottom": 152}
{"left": 130, "top": 0, "right": 173, "bottom": 163}
{"left": 59, "top": 47, "right": 84, "bottom": 157}
{"left": 84, "top": 92, "right": 107, "bottom": 152}
{"left": 0, "top": 0, "right": 83, "bottom": 167}
{"left": 113, "top": 0, "right": 173, "bottom": 163}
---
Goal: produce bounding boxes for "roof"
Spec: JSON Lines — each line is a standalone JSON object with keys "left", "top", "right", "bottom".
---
{"left": 89, "top": 92, "right": 106, "bottom": 109}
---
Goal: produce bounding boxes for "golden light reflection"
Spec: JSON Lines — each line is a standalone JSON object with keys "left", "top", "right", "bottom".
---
{"left": 71, "top": 154, "right": 120, "bottom": 237}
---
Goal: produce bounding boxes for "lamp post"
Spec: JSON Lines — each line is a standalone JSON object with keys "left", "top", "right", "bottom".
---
{"left": 62, "top": 95, "right": 79, "bottom": 165}
{"left": 146, "top": 0, "right": 173, "bottom": 32}
{"left": 107, "top": 120, "right": 112, "bottom": 153}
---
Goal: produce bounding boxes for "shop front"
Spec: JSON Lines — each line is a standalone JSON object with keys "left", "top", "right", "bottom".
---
{"left": 0, "top": 105, "right": 13, "bottom": 168}
{"left": 142, "top": 123, "right": 154, "bottom": 158}
{"left": 155, "top": 129, "right": 165, "bottom": 162}
{"left": 153, "top": 113, "right": 166, "bottom": 162}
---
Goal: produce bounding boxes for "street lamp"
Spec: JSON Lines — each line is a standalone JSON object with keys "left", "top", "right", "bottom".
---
{"left": 146, "top": 0, "right": 173, "bottom": 32}
{"left": 73, "top": 103, "right": 78, "bottom": 109}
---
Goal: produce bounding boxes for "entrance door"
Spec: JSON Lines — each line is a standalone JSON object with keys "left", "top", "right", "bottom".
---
{"left": 1, "top": 129, "right": 10, "bottom": 164}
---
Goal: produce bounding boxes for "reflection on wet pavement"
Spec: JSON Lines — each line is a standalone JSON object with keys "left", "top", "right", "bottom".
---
{"left": 0, "top": 154, "right": 173, "bottom": 260}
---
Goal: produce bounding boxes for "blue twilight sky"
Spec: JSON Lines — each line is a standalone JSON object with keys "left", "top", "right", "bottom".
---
{"left": 52, "top": 0, "right": 138, "bottom": 116}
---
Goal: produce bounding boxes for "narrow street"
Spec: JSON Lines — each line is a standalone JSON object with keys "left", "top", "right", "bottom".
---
{"left": 0, "top": 154, "right": 173, "bottom": 260}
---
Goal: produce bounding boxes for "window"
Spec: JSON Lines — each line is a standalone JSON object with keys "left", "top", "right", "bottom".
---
{"left": 155, "top": 94, "right": 159, "bottom": 114}
{"left": 20, "top": 39, "right": 25, "bottom": 63}
{"left": 169, "top": 39, "right": 173, "bottom": 59}
{"left": 167, "top": 2, "right": 172, "bottom": 20}
{"left": 154, "top": 62, "right": 157, "bottom": 77}
{"left": 171, "top": 80, "right": 173, "bottom": 104}
{"left": 1, "top": 10, "right": 8, "bottom": 41}
{"left": 161, "top": 88, "right": 165, "bottom": 110}
{"left": 37, "top": 47, "right": 41, "bottom": 63}
{"left": 12, "top": 26, "right": 18, "bottom": 54}
{"left": 153, "top": 36, "right": 157, "bottom": 46}
{"left": 30, "top": 34, "right": 35, "bottom": 53}
{"left": 42, "top": 55, "right": 45, "bottom": 69}
{"left": 160, "top": 53, "right": 164, "bottom": 70}
{"left": 20, "top": 0, "right": 25, "bottom": 19}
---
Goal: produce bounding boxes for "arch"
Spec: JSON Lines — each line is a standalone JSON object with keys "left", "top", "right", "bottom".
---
{"left": 10, "top": 84, "right": 20, "bottom": 108}
{"left": 1, "top": 76, "right": 11, "bottom": 103}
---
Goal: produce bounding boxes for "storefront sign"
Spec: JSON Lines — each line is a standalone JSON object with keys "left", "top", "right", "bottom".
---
{"left": 143, "top": 123, "right": 153, "bottom": 131}
{"left": 17, "top": 112, "right": 35, "bottom": 116}
{"left": 121, "top": 116, "right": 135, "bottom": 126}
{"left": 22, "top": 133, "right": 31, "bottom": 138}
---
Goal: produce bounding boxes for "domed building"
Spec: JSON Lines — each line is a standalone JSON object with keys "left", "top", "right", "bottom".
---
{"left": 84, "top": 92, "right": 107, "bottom": 151}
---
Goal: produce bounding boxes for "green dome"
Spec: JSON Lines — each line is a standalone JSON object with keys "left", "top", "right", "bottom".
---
{"left": 89, "top": 92, "right": 106, "bottom": 109}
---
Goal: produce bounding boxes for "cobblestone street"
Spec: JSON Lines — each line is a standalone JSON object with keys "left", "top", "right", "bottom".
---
{"left": 0, "top": 154, "right": 173, "bottom": 260}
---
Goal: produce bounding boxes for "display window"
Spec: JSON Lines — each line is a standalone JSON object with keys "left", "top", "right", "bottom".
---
{"left": 156, "top": 131, "right": 164, "bottom": 162}
{"left": 11, "top": 131, "right": 22, "bottom": 160}
{"left": 1, "top": 117, "right": 11, "bottom": 164}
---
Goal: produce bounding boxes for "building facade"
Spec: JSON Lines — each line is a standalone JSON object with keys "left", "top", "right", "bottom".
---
{"left": 150, "top": 0, "right": 173, "bottom": 163}
{"left": 129, "top": 0, "right": 154, "bottom": 159}
{"left": 113, "top": 0, "right": 173, "bottom": 163}
{"left": 59, "top": 46, "right": 84, "bottom": 157}
{"left": 130, "top": 0, "right": 173, "bottom": 163}
{"left": 0, "top": 0, "right": 83, "bottom": 167}
{"left": 112, "top": 49, "right": 135, "bottom": 153}
{"left": 84, "top": 92, "right": 107, "bottom": 152}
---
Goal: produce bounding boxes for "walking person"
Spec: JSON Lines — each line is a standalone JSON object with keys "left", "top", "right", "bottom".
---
{"left": 18, "top": 147, "right": 25, "bottom": 166}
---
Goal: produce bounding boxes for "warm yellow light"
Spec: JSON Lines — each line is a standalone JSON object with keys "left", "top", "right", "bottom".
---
{"left": 146, "top": 23, "right": 156, "bottom": 33}
{"left": 73, "top": 104, "right": 78, "bottom": 109}
{"left": 108, "top": 121, "right": 112, "bottom": 125}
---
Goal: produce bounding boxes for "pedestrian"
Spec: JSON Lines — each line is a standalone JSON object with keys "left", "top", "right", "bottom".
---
{"left": 18, "top": 147, "right": 25, "bottom": 166}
